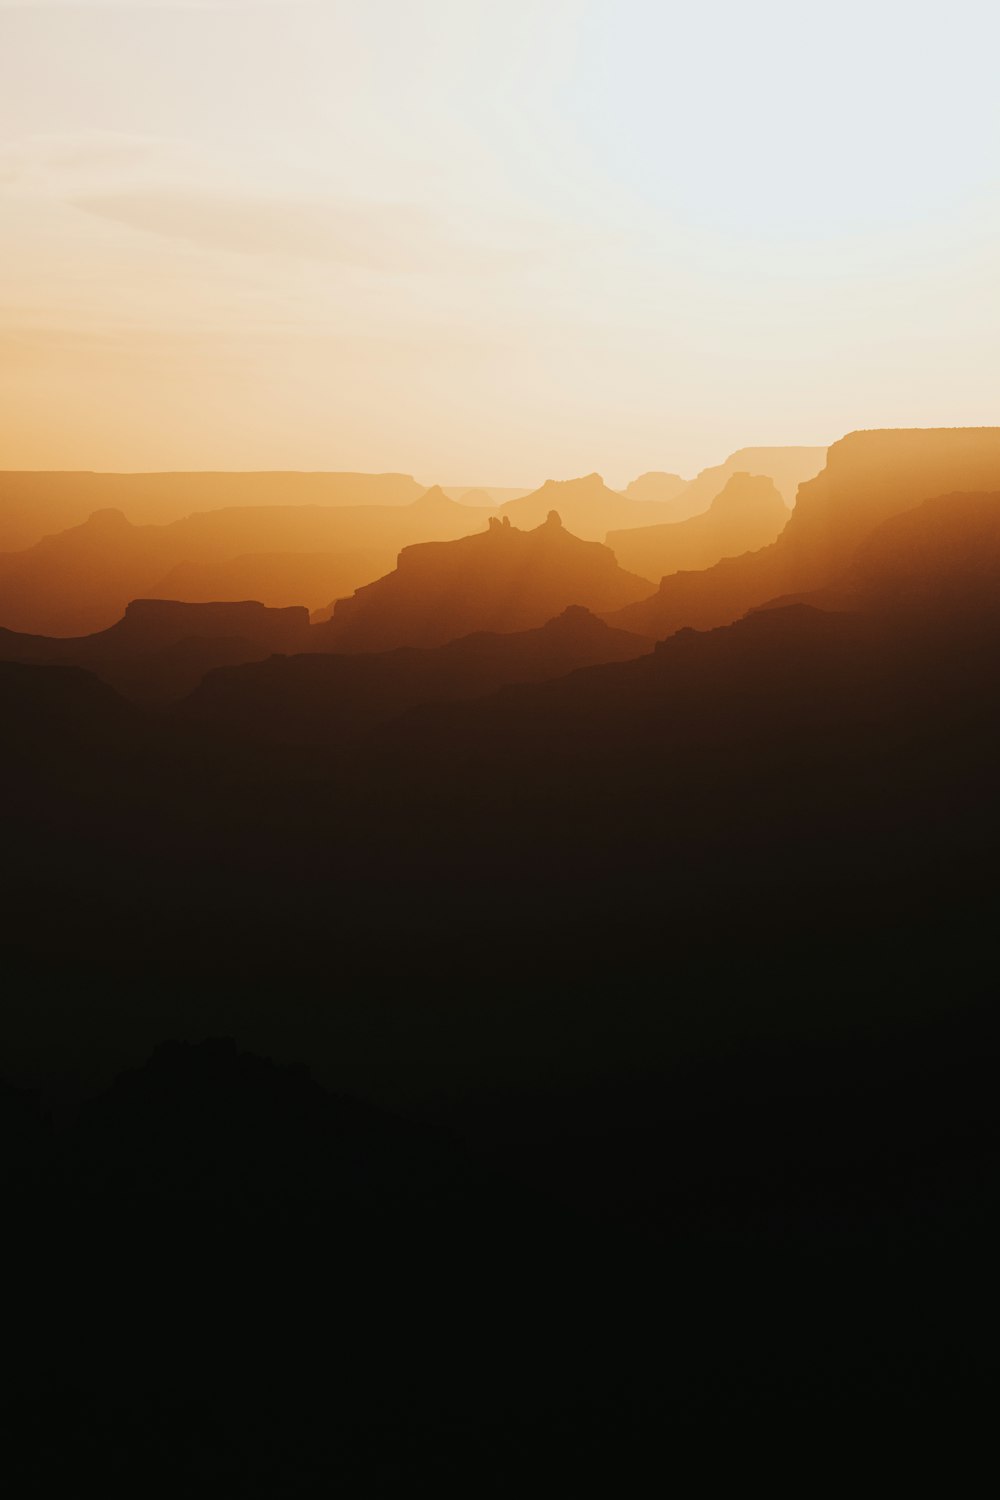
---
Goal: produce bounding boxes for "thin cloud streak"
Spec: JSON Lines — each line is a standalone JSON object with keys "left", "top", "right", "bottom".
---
{"left": 73, "top": 190, "right": 536, "bottom": 274}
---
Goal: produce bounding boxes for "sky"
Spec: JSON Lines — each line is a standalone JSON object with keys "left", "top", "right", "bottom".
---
{"left": 1, "top": 0, "right": 998, "bottom": 486}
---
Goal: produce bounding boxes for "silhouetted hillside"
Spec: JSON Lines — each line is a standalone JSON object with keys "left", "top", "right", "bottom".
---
{"left": 0, "top": 660, "right": 144, "bottom": 763}
{"left": 0, "top": 470, "right": 426, "bottom": 551}
{"left": 0, "top": 599, "right": 312, "bottom": 704}
{"left": 607, "top": 472, "right": 789, "bottom": 580}
{"left": 181, "top": 606, "right": 653, "bottom": 745}
{"left": 0, "top": 486, "right": 488, "bottom": 634}
{"left": 3, "top": 429, "right": 1000, "bottom": 1487}
{"left": 315, "top": 511, "right": 654, "bottom": 652}
{"left": 609, "top": 428, "right": 1000, "bottom": 637}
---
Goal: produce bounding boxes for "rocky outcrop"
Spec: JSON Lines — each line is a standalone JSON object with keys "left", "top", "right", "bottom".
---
{"left": 314, "top": 513, "right": 654, "bottom": 653}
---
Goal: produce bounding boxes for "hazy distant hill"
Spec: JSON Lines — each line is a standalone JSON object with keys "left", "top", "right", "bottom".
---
{"left": 493, "top": 474, "right": 706, "bottom": 540}
{"left": 440, "top": 486, "right": 532, "bottom": 505}
{"left": 182, "top": 606, "right": 653, "bottom": 745}
{"left": 608, "top": 428, "right": 1000, "bottom": 638}
{"left": 315, "top": 511, "right": 654, "bottom": 653}
{"left": 0, "top": 486, "right": 486, "bottom": 635}
{"left": 607, "top": 473, "right": 789, "bottom": 581}
{"left": 0, "top": 471, "right": 427, "bottom": 552}
{"left": 674, "top": 446, "right": 827, "bottom": 513}
{"left": 621, "top": 472, "right": 689, "bottom": 506}
{"left": 0, "top": 598, "right": 312, "bottom": 705}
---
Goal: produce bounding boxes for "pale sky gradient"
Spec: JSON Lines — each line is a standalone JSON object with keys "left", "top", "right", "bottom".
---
{"left": 1, "top": 0, "right": 998, "bottom": 485}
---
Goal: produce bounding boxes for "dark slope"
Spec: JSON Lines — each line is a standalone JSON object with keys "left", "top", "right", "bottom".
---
{"left": 3, "top": 442, "right": 1000, "bottom": 1485}
{"left": 0, "top": 598, "right": 312, "bottom": 704}
{"left": 182, "top": 606, "right": 653, "bottom": 745}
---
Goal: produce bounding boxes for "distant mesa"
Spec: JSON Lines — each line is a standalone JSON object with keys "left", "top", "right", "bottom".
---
{"left": 622, "top": 472, "right": 690, "bottom": 507}
{"left": 97, "top": 597, "right": 311, "bottom": 655}
{"left": 182, "top": 605, "right": 654, "bottom": 745}
{"left": 313, "top": 513, "right": 655, "bottom": 653}
{"left": 607, "top": 472, "right": 790, "bottom": 582}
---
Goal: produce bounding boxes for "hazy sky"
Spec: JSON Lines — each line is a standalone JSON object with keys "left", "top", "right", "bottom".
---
{"left": 2, "top": 0, "right": 998, "bottom": 484}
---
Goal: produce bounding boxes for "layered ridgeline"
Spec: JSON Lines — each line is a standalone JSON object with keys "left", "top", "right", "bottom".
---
{"left": 3, "top": 433, "right": 997, "bottom": 1483}
{"left": 0, "top": 471, "right": 427, "bottom": 552}
{"left": 492, "top": 449, "right": 824, "bottom": 541}
{"left": 182, "top": 607, "right": 654, "bottom": 745}
{"left": 315, "top": 511, "right": 654, "bottom": 653}
{"left": 386, "top": 487, "right": 1000, "bottom": 773}
{"left": 0, "top": 598, "right": 312, "bottom": 705}
{"left": 609, "top": 428, "right": 1000, "bottom": 637}
{"left": 0, "top": 485, "right": 488, "bottom": 636}
{"left": 607, "top": 473, "right": 790, "bottom": 581}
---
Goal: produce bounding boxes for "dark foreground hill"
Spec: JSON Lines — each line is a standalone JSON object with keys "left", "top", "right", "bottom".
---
{"left": 182, "top": 606, "right": 653, "bottom": 744}
{"left": 2, "top": 456, "right": 999, "bottom": 1486}
{"left": 316, "top": 510, "right": 654, "bottom": 652}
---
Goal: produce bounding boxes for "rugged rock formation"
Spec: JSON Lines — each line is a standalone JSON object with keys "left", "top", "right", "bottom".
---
{"left": 314, "top": 512, "right": 654, "bottom": 653}
{"left": 493, "top": 474, "right": 702, "bottom": 541}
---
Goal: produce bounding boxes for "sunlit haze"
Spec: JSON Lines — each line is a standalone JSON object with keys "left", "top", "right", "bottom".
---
{"left": 2, "top": 0, "right": 998, "bottom": 482}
